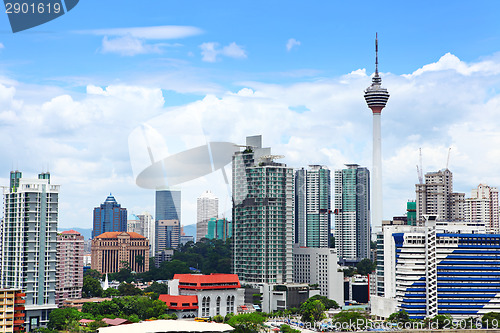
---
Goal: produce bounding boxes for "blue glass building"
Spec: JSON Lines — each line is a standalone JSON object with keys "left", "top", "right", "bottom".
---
{"left": 155, "top": 189, "right": 181, "bottom": 253}
{"left": 92, "top": 194, "right": 127, "bottom": 239}
{"left": 155, "top": 189, "right": 181, "bottom": 221}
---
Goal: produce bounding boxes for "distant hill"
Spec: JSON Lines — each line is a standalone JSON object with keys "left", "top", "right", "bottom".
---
{"left": 182, "top": 224, "right": 196, "bottom": 240}
{"left": 59, "top": 227, "right": 92, "bottom": 240}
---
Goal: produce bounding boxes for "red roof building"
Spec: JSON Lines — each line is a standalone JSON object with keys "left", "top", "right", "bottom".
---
{"left": 174, "top": 274, "right": 241, "bottom": 290}
{"left": 158, "top": 274, "right": 244, "bottom": 319}
{"left": 158, "top": 295, "right": 198, "bottom": 310}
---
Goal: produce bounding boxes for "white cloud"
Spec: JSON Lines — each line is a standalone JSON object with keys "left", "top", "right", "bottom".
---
{"left": 200, "top": 42, "right": 247, "bottom": 62}
{"left": 286, "top": 38, "right": 301, "bottom": 51}
{"left": 81, "top": 25, "right": 203, "bottom": 40}
{"left": 101, "top": 36, "right": 164, "bottom": 56}
{"left": 4, "top": 51, "right": 500, "bottom": 232}
{"left": 0, "top": 43, "right": 4, "bottom": 50}
{"left": 406, "top": 52, "right": 500, "bottom": 77}
{"left": 79, "top": 25, "right": 202, "bottom": 56}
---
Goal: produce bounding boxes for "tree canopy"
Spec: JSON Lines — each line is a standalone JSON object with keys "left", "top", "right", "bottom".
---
{"left": 356, "top": 259, "right": 376, "bottom": 275}
{"left": 227, "top": 312, "right": 267, "bottom": 333}
{"left": 300, "top": 299, "right": 326, "bottom": 323}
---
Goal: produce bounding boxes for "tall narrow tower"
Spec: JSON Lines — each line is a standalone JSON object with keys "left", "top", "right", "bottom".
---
{"left": 364, "top": 34, "right": 389, "bottom": 230}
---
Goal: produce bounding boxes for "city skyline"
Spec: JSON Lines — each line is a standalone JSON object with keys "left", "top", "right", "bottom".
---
{"left": 1, "top": 1, "right": 500, "bottom": 230}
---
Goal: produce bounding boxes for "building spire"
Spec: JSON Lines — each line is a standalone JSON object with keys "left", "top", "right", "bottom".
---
{"left": 375, "top": 32, "right": 379, "bottom": 75}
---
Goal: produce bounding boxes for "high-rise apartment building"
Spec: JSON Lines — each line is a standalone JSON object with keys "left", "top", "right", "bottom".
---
{"left": 92, "top": 194, "right": 127, "bottom": 239}
{"left": 196, "top": 191, "right": 218, "bottom": 242}
{"left": 137, "top": 212, "right": 154, "bottom": 256}
{"left": 206, "top": 218, "right": 232, "bottom": 241}
{"left": 156, "top": 220, "right": 180, "bottom": 251}
{"left": 232, "top": 135, "right": 294, "bottom": 284}
{"left": 56, "top": 230, "right": 84, "bottom": 306}
{"left": 295, "top": 165, "right": 331, "bottom": 248}
{"left": 91, "top": 232, "right": 149, "bottom": 274}
{"left": 334, "top": 164, "right": 370, "bottom": 263}
{"left": 0, "top": 289, "right": 25, "bottom": 332}
{"left": 0, "top": 171, "right": 58, "bottom": 330}
{"left": 415, "top": 169, "right": 465, "bottom": 224}
{"left": 465, "top": 184, "right": 499, "bottom": 233}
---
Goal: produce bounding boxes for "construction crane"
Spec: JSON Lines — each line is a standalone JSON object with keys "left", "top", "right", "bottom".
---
{"left": 446, "top": 147, "right": 452, "bottom": 170}
{"left": 416, "top": 148, "right": 423, "bottom": 184}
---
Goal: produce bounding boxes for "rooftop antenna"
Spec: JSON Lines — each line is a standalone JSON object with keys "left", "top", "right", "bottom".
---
{"left": 375, "top": 32, "right": 379, "bottom": 75}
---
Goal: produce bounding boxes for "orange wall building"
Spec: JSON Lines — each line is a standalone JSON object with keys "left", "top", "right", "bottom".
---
{"left": 91, "top": 232, "right": 149, "bottom": 274}
{"left": 0, "top": 289, "right": 25, "bottom": 332}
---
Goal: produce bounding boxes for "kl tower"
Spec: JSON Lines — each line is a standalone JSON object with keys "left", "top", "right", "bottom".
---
{"left": 364, "top": 34, "right": 389, "bottom": 231}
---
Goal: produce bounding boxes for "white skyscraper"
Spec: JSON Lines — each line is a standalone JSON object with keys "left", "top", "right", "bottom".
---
{"left": 138, "top": 212, "right": 155, "bottom": 256}
{"left": 196, "top": 190, "right": 218, "bottom": 241}
{"left": 465, "top": 184, "right": 499, "bottom": 233}
{"left": 0, "top": 171, "right": 58, "bottom": 330}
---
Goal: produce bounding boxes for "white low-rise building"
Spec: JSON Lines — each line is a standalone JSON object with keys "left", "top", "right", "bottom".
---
{"left": 292, "top": 245, "right": 344, "bottom": 306}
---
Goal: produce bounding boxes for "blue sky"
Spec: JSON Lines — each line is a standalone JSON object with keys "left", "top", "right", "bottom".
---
{"left": 1, "top": 1, "right": 500, "bottom": 232}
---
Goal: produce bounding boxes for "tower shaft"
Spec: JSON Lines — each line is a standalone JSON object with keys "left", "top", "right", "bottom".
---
{"left": 372, "top": 113, "right": 382, "bottom": 230}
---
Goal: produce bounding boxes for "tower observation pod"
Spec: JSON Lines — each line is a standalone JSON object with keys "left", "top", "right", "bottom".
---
{"left": 364, "top": 34, "right": 389, "bottom": 230}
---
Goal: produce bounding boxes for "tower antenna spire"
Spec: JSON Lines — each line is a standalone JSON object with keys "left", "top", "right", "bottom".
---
{"left": 375, "top": 32, "right": 379, "bottom": 75}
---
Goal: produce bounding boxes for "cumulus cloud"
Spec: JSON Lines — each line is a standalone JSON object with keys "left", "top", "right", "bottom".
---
{"left": 101, "top": 36, "right": 164, "bottom": 56}
{"left": 78, "top": 25, "right": 202, "bottom": 56}
{"left": 406, "top": 52, "right": 500, "bottom": 77}
{"left": 5, "top": 51, "right": 500, "bottom": 230}
{"left": 200, "top": 42, "right": 247, "bottom": 62}
{"left": 286, "top": 38, "right": 301, "bottom": 51}
{"left": 80, "top": 25, "right": 203, "bottom": 40}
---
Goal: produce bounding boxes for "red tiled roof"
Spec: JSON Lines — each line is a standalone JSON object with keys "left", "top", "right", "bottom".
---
{"left": 158, "top": 295, "right": 198, "bottom": 310}
{"left": 174, "top": 273, "right": 241, "bottom": 289}
{"left": 79, "top": 319, "right": 94, "bottom": 324}
{"left": 61, "top": 230, "right": 81, "bottom": 235}
{"left": 95, "top": 232, "right": 145, "bottom": 239}
{"left": 102, "top": 318, "right": 132, "bottom": 326}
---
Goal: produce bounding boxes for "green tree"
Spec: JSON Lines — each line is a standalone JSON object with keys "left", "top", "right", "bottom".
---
{"left": 429, "top": 314, "right": 453, "bottom": 329}
{"left": 144, "top": 281, "right": 169, "bottom": 295}
{"left": 82, "top": 276, "right": 103, "bottom": 298}
{"left": 84, "top": 269, "right": 102, "bottom": 280}
{"left": 227, "top": 312, "right": 267, "bottom": 333}
{"left": 356, "top": 259, "right": 376, "bottom": 275}
{"left": 213, "top": 315, "right": 224, "bottom": 323}
{"left": 300, "top": 299, "right": 326, "bottom": 324}
{"left": 333, "top": 310, "right": 368, "bottom": 330}
{"left": 482, "top": 312, "right": 500, "bottom": 328}
{"left": 280, "top": 324, "right": 300, "bottom": 333}
{"left": 387, "top": 310, "right": 410, "bottom": 323}
{"left": 47, "top": 307, "right": 83, "bottom": 331}
{"left": 306, "top": 294, "right": 339, "bottom": 310}
{"left": 118, "top": 282, "right": 143, "bottom": 296}
{"left": 343, "top": 267, "right": 356, "bottom": 277}
{"left": 102, "top": 287, "right": 120, "bottom": 297}
{"left": 86, "top": 320, "right": 108, "bottom": 332}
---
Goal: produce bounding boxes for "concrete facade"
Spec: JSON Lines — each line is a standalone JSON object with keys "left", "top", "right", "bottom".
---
{"left": 56, "top": 230, "right": 84, "bottom": 306}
